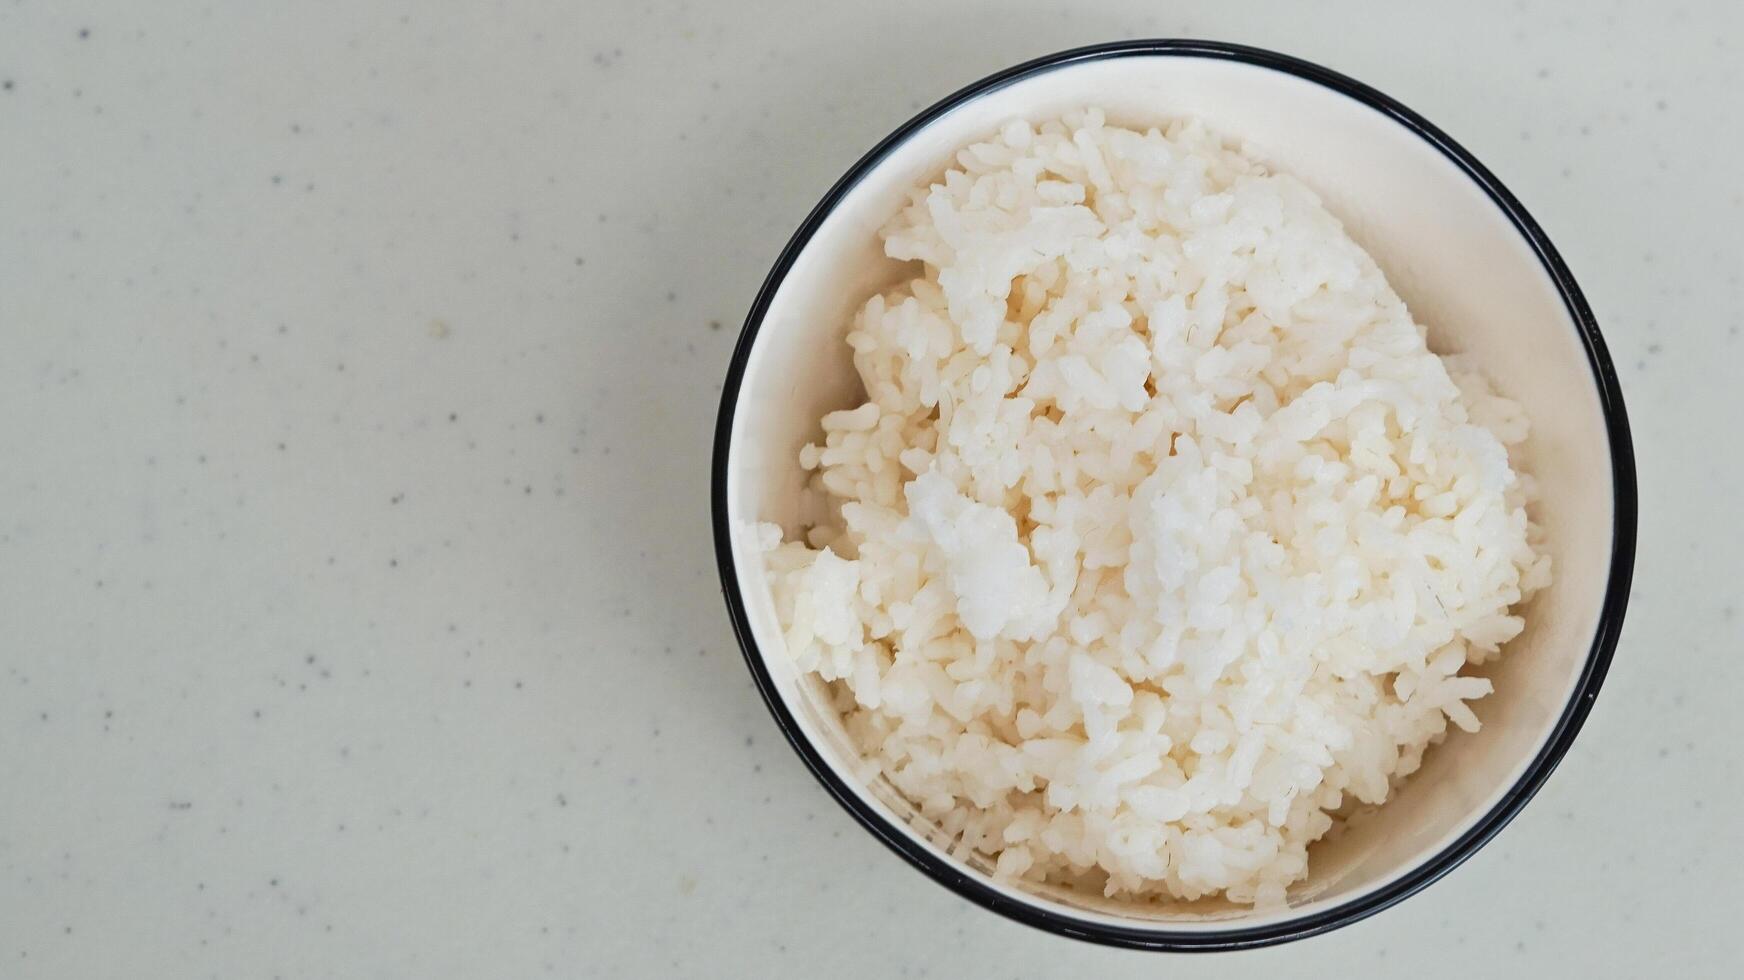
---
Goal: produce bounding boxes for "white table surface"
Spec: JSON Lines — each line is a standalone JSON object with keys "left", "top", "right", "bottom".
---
{"left": 2, "top": 1, "right": 1737, "bottom": 976}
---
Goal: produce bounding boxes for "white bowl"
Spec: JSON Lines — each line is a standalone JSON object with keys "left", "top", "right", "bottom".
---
{"left": 712, "top": 40, "right": 1636, "bottom": 949}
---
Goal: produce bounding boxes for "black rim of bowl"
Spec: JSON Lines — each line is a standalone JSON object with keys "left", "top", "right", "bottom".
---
{"left": 710, "top": 38, "right": 1637, "bottom": 952}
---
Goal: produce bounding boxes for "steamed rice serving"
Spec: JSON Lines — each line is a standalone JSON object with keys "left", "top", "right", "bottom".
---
{"left": 758, "top": 109, "right": 1549, "bottom": 906}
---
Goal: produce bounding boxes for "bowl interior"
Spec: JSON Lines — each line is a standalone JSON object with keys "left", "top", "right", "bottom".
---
{"left": 722, "top": 52, "right": 1617, "bottom": 933}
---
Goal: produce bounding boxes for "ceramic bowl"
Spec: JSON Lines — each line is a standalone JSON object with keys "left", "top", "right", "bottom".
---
{"left": 712, "top": 39, "right": 1636, "bottom": 950}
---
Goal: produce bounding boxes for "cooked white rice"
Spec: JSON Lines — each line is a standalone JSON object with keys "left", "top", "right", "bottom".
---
{"left": 758, "top": 108, "right": 1549, "bottom": 906}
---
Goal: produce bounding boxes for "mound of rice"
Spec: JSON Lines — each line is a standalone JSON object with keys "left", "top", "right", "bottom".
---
{"left": 758, "top": 108, "right": 1550, "bottom": 906}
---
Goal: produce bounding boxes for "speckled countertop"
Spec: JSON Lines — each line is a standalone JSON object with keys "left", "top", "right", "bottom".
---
{"left": 0, "top": 1, "right": 1737, "bottom": 977}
